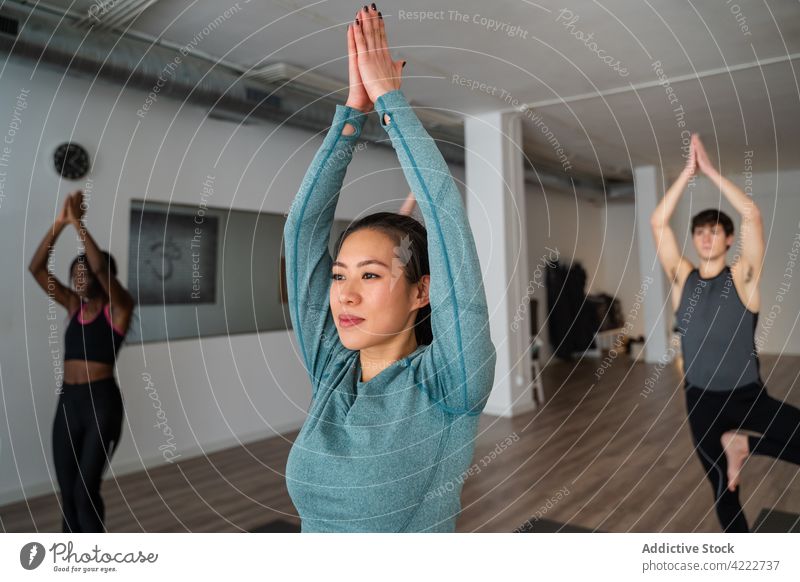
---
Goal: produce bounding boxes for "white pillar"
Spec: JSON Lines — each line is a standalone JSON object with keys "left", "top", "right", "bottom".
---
{"left": 633, "top": 165, "right": 671, "bottom": 363}
{"left": 465, "top": 111, "right": 536, "bottom": 417}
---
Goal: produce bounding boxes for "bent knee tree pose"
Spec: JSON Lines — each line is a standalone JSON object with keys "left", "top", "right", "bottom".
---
{"left": 651, "top": 134, "right": 800, "bottom": 532}
{"left": 29, "top": 191, "right": 134, "bottom": 532}
{"left": 283, "top": 5, "right": 496, "bottom": 532}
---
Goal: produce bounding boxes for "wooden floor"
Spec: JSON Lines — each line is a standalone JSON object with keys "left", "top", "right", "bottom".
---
{"left": 2, "top": 353, "right": 799, "bottom": 532}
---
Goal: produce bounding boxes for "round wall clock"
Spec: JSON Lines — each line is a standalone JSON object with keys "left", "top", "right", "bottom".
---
{"left": 53, "top": 142, "right": 91, "bottom": 180}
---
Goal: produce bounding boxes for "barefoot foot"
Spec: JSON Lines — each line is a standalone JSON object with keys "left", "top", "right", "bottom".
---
{"left": 721, "top": 431, "right": 749, "bottom": 492}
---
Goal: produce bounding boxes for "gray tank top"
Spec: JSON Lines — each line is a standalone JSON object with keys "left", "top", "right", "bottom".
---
{"left": 674, "top": 265, "right": 761, "bottom": 391}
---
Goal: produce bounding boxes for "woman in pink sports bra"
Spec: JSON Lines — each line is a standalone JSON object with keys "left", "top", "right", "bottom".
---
{"left": 29, "top": 190, "right": 134, "bottom": 532}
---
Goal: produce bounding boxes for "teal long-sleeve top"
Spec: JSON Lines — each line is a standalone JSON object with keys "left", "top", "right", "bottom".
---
{"left": 283, "top": 89, "right": 497, "bottom": 532}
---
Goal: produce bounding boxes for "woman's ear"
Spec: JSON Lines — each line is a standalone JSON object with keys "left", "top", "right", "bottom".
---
{"left": 415, "top": 275, "right": 431, "bottom": 309}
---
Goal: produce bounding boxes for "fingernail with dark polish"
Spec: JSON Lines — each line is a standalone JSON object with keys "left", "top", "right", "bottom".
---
{"left": 371, "top": 3, "right": 376, "bottom": 9}
{"left": 402, "top": 61, "right": 407, "bottom": 68}
{"left": 355, "top": 18, "right": 359, "bottom": 25}
{"left": 363, "top": 5, "right": 368, "bottom": 11}
{"left": 378, "top": 11, "right": 382, "bottom": 19}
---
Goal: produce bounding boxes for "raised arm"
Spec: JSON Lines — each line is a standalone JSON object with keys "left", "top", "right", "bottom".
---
{"left": 283, "top": 104, "right": 369, "bottom": 390}
{"left": 28, "top": 196, "right": 78, "bottom": 313}
{"left": 69, "top": 191, "right": 134, "bottom": 333}
{"left": 376, "top": 89, "right": 496, "bottom": 414}
{"left": 651, "top": 139, "right": 696, "bottom": 306}
{"left": 352, "top": 7, "right": 495, "bottom": 414}
{"left": 694, "top": 135, "right": 764, "bottom": 279}
{"left": 283, "top": 21, "right": 373, "bottom": 392}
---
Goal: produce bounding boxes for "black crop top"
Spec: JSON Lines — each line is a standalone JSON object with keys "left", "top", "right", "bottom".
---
{"left": 64, "top": 302, "right": 126, "bottom": 364}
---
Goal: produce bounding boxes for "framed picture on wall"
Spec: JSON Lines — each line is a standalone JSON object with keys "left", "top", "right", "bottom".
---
{"left": 129, "top": 205, "right": 218, "bottom": 305}
{"left": 127, "top": 199, "right": 351, "bottom": 343}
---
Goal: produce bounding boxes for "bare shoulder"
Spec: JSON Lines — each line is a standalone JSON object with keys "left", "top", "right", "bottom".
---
{"left": 672, "top": 257, "right": 695, "bottom": 290}
{"left": 65, "top": 291, "right": 80, "bottom": 316}
{"left": 730, "top": 259, "right": 761, "bottom": 313}
{"left": 730, "top": 257, "right": 759, "bottom": 284}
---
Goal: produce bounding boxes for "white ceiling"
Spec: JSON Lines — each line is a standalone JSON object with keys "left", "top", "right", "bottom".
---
{"left": 31, "top": 0, "right": 800, "bottom": 179}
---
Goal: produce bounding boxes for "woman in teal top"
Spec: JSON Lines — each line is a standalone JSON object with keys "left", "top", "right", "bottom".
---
{"left": 284, "top": 5, "right": 497, "bottom": 532}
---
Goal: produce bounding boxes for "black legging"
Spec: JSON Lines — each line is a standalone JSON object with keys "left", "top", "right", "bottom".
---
{"left": 52, "top": 377, "right": 124, "bottom": 533}
{"left": 685, "top": 381, "right": 800, "bottom": 532}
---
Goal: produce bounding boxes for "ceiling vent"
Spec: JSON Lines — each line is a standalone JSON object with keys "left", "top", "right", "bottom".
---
{"left": 74, "top": 0, "right": 165, "bottom": 31}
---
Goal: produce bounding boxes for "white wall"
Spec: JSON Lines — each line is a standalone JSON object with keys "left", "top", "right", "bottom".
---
{"left": 0, "top": 58, "right": 451, "bottom": 505}
{"left": 601, "top": 200, "right": 647, "bottom": 340}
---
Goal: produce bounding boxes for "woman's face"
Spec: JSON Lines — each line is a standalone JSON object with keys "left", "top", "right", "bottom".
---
{"left": 330, "top": 228, "right": 429, "bottom": 351}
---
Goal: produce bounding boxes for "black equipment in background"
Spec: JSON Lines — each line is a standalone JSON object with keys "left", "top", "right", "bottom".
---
{"left": 545, "top": 260, "right": 600, "bottom": 360}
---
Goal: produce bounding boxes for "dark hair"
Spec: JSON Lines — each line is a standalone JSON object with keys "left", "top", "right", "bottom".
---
{"left": 334, "top": 212, "right": 432, "bottom": 346}
{"left": 69, "top": 251, "right": 117, "bottom": 298}
{"left": 691, "top": 209, "right": 734, "bottom": 250}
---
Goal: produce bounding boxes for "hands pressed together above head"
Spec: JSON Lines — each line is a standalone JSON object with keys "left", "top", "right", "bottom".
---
{"left": 345, "top": 4, "right": 406, "bottom": 115}
{"left": 684, "top": 133, "right": 720, "bottom": 180}
{"left": 56, "top": 190, "right": 85, "bottom": 229}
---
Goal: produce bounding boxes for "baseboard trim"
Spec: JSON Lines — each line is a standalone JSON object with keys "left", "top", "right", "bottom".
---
{"left": 482, "top": 399, "right": 538, "bottom": 418}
